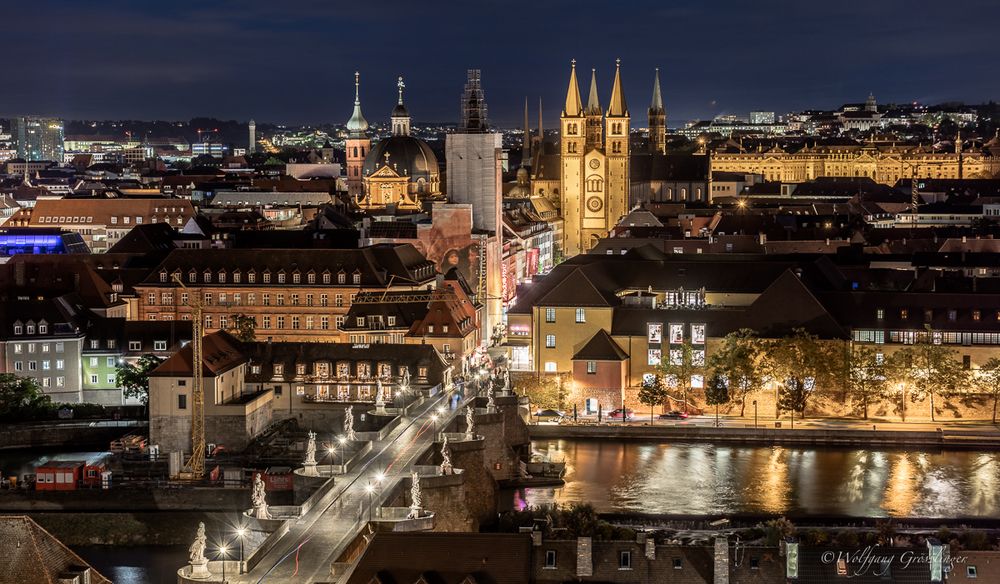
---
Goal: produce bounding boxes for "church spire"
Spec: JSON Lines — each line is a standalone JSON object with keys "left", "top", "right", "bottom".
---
{"left": 649, "top": 67, "right": 664, "bottom": 114}
{"left": 608, "top": 58, "right": 628, "bottom": 117}
{"left": 391, "top": 75, "right": 411, "bottom": 136}
{"left": 586, "top": 68, "right": 602, "bottom": 115}
{"left": 346, "top": 71, "right": 369, "bottom": 137}
{"left": 564, "top": 60, "right": 583, "bottom": 117}
{"left": 521, "top": 96, "right": 531, "bottom": 168}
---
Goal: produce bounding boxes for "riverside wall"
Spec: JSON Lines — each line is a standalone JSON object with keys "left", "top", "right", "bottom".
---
{"left": 527, "top": 424, "right": 1000, "bottom": 449}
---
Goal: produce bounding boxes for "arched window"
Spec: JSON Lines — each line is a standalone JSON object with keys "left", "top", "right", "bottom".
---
{"left": 586, "top": 175, "right": 604, "bottom": 192}
{"left": 353, "top": 147, "right": 358, "bottom": 157}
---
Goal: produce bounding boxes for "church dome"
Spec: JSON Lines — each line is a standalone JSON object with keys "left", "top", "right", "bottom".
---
{"left": 363, "top": 135, "right": 439, "bottom": 181}
{"left": 391, "top": 103, "right": 409, "bottom": 118}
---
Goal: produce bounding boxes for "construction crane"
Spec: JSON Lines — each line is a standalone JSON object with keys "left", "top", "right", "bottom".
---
{"left": 172, "top": 274, "right": 205, "bottom": 478}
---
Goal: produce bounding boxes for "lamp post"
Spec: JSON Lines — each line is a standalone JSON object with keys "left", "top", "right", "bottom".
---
{"left": 753, "top": 400, "right": 758, "bottom": 429}
{"left": 364, "top": 482, "right": 375, "bottom": 522}
{"left": 218, "top": 545, "right": 229, "bottom": 583}
{"left": 234, "top": 528, "right": 246, "bottom": 574}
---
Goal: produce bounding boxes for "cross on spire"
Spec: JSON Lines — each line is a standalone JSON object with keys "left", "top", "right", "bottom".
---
{"left": 397, "top": 76, "right": 406, "bottom": 105}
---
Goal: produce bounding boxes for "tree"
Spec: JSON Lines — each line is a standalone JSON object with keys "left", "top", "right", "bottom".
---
{"left": 227, "top": 313, "right": 257, "bottom": 342}
{"left": 637, "top": 375, "right": 667, "bottom": 423}
{"left": 891, "top": 326, "right": 968, "bottom": 422}
{"left": 116, "top": 354, "right": 164, "bottom": 407}
{"left": 657, "top": 340, "right": 703, "bottom": 414}
{"left": 704, "top": 373, "right": 730, "bottom": 427}
{"left": 769, "top": 329, "right": 840, "bottom": 419}
{"left": 708, "top": 329, "right": 767, "bottom": 416}
{"left": 0, "top": 374, "right": 51, "bottom": 420}
{"left": 520, "top": 374, "right": 569, "bottom": 412}
{"left": 846, "top": 345, "right": 890, "bottom": 419}
{"left": 976, "top": 357, "right": 1000, "bottom": 424}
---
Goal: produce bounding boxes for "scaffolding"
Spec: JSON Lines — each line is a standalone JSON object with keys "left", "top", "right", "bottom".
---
{"left": 460, "top": 69, "right": 488, "bottom": 133}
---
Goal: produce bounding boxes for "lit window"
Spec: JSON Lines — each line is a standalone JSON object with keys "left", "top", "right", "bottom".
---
{"left": 545, "top": 335, "right": 556, "bottom": 348}
{"left": 545, "top": 308, "right": 555, "bottom": 323}
{"left": 544, "top": 361, "right": 557, "bottom": 372}
{"left": 576, "top": 308, "right": 586, "bottom": 323}
{"left": 587, "top": 361, "right": 597, "bottom": 374}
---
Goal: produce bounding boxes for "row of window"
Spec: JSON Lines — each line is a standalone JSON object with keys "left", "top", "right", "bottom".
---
{"left": 148, "top": 292, "right": 350, "bottom": 308}
{"left": 875, "top": 308, "right": 996, "bottom": 322}
{"left": 12, "top": 360, "right": 66, "bottom": 371}
{"left": 9, "top": 370, "right": 66, "bottom": 387}
{"left": 162, "top": 269, "right": 361, "bottom": 285}
{"left": 11, "top": 323, "right": 48, "bottom": 335}
{"left": 12, "top": 342, "right": 64, "bottom": 354}
{"left": 544, "top": 308, "right": 587, "bottom": 324}
{"left": 542, "top": 549, "right": 683, "bottom": 571}
{"left": 254, "top": 362, "right": 425, "bottom": 379}
{"left": 89, "top": 374, "right": 117, "bottom": 385}
{"left": 854, "top": 329, "right": 1000, "bottom": 346}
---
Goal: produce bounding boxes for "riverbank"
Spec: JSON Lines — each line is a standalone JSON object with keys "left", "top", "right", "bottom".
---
{"left": 527, "top": 422, "right": 1000, "bottom": 448}
{"left": 0, "top": 420, "right": 144, "bottom": 450}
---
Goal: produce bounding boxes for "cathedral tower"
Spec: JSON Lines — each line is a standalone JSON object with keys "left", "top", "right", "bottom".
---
{"left": 391, "top": 76, "right": 411, "bottom": 136}
{"left": 648, "top": 68, "right": 666, "bottom": 155}
{"left": 345, "top": 71, "right": 370, "bottom": 199}
{"left": 604, "top": 59, "right": 630, "bottom": 238}
{"left": 560, "top": 60, "right": 586, "bottom": 255}
{"left": 585, "top": 69, "right": 603, "bottom": 152}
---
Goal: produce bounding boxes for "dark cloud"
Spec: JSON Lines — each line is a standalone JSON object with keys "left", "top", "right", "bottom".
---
{"left": 3, "top": 0, "right": 999, "bottom": 126}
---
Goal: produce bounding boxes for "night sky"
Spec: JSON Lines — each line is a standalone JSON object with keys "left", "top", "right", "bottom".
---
{"left": 4, "top": 0, "right": 1000, "bottom": 127}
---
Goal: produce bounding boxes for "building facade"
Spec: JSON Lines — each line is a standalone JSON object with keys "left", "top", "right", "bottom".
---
{"left": 10, "top": 116, "right": 64, "bottom": 161}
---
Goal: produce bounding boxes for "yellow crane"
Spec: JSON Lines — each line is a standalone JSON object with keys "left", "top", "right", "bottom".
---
{"left": 172, "top": 274, "right": 205, "bottom": 478}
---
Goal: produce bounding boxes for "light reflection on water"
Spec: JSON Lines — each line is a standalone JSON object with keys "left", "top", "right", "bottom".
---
{"left": 511, "top": 440, "right": 1000, "bottom": 518}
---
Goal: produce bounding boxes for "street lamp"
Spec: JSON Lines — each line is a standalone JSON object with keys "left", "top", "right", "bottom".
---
{"left": 327, "top": 446, "right": 336, "bottom": 475}
{"left": 364, "top": 482, "right": 375, "bottom": 522}
{"left": 234, "top": 528, "right": 246, "bottom": 574}
{"left": 218, "top": 545, "right": 229, "bottom": 583}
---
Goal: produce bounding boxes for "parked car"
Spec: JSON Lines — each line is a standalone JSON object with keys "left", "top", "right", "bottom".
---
{"left": 659, "top": 411, "right": 689, "bottom": 420}
{"left": 534, "top": 409, "right": 565, "bottom": 424}
{"left": 607, "top": 408, "right": 634, "bottom": 420}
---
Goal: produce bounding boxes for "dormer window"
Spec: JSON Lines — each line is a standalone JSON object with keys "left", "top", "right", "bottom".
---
{"left": 356, "top": 317, "right": 365, "bottom": 327}
{"left": 26, "top": 324, "right": 35, "bottom": 335}
{"left": 387, "top": 316, "right": 396, "bottom": 326}
{"left": 233, "top": 271, "right": 241, "bottom": 284}
{"left": 296, "top": 363, "right": 306, "bottom": 375}
{"left": 352, "top": 272, "right": 361, "bottom": 285}
{"left": 38, "top": 324, "right": 48, "bottom": 334}
{"left": 159, "top": 270, "right": 168, "bottom": 283}
{"left": 338, "top": 271, "right": 346, "bottom": 285}
{"left": 203, "top": 270, "right": 212, "bottom": 283}
{"left": 442, "top": 324, "right": 448, "bottom": 334}
{"left": 292, "top": 272, "right": 301, "bottom": 284}
{"left": 13, "top": 324, "right": 23, "bottom": 335}
{"left": 277, "top": 271, "right": 286, "bottom": 284}
{"left": 263, "top": 271, "right": 271, "bottom": 284}
{"left": 322, "top": 272, "right": 331, "bottom": 284}
{"left": 218, "top": 271, "right": 226, "bottom": 284}
{"left": 188, "top": 270, "right": 197, "bottom": 283}
{"left": 307, "top": 272, "right": 316, "bottom": 284}
{"left": 248, "top": 270, "right": 256, "bottom": 284}
{"left": 273, "top": 364, "right": 284, "bottom": 375}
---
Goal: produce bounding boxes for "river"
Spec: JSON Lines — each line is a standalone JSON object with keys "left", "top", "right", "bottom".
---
{"left": 504, "top": 439, "right": 1000, "bottom": 519}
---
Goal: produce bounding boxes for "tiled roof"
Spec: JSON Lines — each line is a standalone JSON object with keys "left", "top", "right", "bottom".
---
{"left": 150, "top": 330, "right": 246, "bottom": 377}
{"left": 573, "top": 329, "right": 629, "bottom": 361}
{"left": 0, "top": 515, "right": 112, "bottom": 584}
{"left": 27, "top": 198, "right": 195, "bottom": 227}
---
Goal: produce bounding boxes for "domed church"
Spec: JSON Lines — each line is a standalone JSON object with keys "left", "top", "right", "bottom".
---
{"left": 348, "top": 75, "right": 441, "bottom": 210}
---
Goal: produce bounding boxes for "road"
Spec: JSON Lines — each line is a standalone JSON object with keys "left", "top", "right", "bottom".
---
{"left": 234, "top": 389, "right": 464, "bottom": 583}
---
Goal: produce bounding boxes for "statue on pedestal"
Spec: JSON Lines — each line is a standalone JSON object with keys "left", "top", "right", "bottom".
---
{"left": 187, "top": 522, "right": 210, "bottom": 579}
{"left": 407, "top": 471, "right": 422, "bottom": 519}
{"left": 464, "top": 405, "right": 475, "bottom": 441}
{"left": 302, "top": 430, "right": 319, "bottom": 476}
{"left": 503, "top": 368, "right": 511, "bottom": 392}
{"left": 400, "top": 367, "right": 411, "bottom": 393}
{"left": 440, "top": 435, "right": 453, "bottom": 476}
{"left": 344, "top": 405, "right": 357, "bottom": 441}
{"left": 375, "top": 379, "right": 386, "bottom": 411}
{"left": 251, "top": 472, "right": 271, "bottom": 519}
{"left": 487, "top": 386, "right": 496, "bottom": 412}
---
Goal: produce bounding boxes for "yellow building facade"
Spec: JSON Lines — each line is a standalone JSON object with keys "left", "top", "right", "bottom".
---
{"left": 559, "top": 60, "right": 630, "bottom": 256}
{"left": 711, "top": 143, "right": 1000, "bottom": 185}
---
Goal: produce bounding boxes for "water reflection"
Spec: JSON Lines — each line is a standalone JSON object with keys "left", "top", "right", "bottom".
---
{"left": 513, "top": 440, "right": 1000, "bottom": 518}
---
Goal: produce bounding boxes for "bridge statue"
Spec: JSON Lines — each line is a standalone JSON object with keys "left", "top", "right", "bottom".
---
{"left": 375, "top": 378, "right": 386, "bottom": 412}
{"left": 503, "top": 368, "right": 510, "bottom": 392}
{"left": 407, "top": 471, "right": 422, "bottom": 519}
{"left": 187, "top": 521, "right": 210, "bottom": 578}
{"left": 440, "top": 435, "right": 453, "bottom": 476}
{"left": 400, "top": 367, "right": 411, "bottom": 393}
{"left": 464, "top": 405, "right": 475, "bottom": 441}
{"left": 302, "top": 430, "right": 319, "bottom": 476}
{"left": 344, "top": 406, "right": 357, "bottom": 441}
{"left": 487, "top": 385, "right": 497, "bottom": 412}
{"left": 251, "top": 472, "right": 271, "bottom": 519}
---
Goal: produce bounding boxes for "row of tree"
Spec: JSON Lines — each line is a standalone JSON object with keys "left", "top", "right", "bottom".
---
{"left": 640, "top": 326, "right": 1000, "bottom": 423}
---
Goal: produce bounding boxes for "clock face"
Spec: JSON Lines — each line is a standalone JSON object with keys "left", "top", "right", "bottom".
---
{"left": 586, "top": 196, "right": 603, "bottom": 212}
{"left": 588, "top": 159, "right": 601, "bottom": 169}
